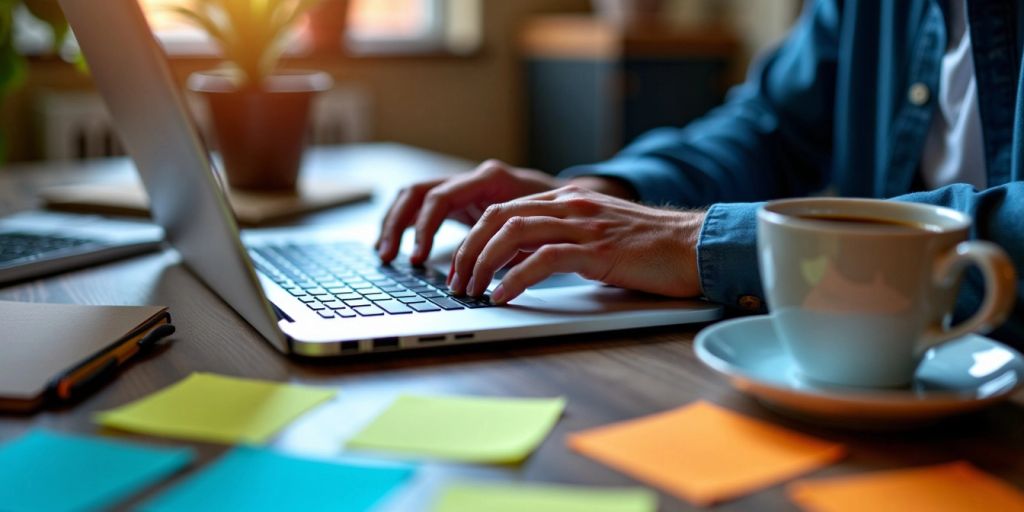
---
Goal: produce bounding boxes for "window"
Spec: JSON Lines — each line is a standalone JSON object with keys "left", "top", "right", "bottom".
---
{"left": 138, "top": 0, "right": 480, "bottom": 56}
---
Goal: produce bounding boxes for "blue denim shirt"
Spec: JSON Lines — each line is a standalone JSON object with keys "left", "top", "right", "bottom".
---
{"left": 560, "top": 0, "right": 1024, "bottom": 342}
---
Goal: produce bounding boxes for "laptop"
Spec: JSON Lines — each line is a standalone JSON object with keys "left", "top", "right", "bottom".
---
{"left": 60, "top": 0, "right": 722, "bottom": 357}
{"left": 0, "top": 211, "right": 161, "bottom": 285}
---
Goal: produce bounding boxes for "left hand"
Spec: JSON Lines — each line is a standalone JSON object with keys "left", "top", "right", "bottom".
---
{"left": 448, "top": 185, "right": 706, "bottom": 304}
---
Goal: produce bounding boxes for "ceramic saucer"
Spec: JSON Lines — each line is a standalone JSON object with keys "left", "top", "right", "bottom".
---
{"left": 694, "top": 315, "right": 1024, "bottom": 428}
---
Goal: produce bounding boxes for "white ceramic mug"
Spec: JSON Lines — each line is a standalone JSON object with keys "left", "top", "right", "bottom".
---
{"left": 757, "top": 198, "right": 1017, "bottom": 388}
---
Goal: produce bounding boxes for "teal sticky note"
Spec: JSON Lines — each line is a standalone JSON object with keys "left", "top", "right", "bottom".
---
{"left": 0, "top": 429, "right": 194, "bottom": 512}
{"left": 140, "top": 446, "right": 414, "bottom": 512}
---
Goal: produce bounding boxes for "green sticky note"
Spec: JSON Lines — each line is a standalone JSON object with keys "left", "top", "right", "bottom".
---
{"left": 433, "top": 482, "right": 657, "bottom": 512}
{"left": 0, "top": 429, "right": 193, "bottom": 512}
{"left": 96, "top": 372, "right": 336, "bottom": 444}
{"left": 346, "top": 394, "right": 565, "bottom": 463}
{"left": 141, "top": 446, "right": 413, "bottom": 512}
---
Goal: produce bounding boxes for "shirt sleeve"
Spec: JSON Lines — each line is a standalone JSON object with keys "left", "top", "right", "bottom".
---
{"left": 893, "top": 182, "right": 1024, "bottom": 342}
{"left": 556, "top": 0, "right": 843, "bottom": 310}
{"left": 558, "top": 0, "right": 842, "bottom": 208}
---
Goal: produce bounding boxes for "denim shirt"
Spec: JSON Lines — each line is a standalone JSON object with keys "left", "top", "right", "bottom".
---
{"left": 559, "top": 0, "right": 1024, "bottom": 342}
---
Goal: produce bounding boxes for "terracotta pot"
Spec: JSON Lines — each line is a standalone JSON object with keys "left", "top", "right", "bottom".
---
{"left": 188, "top": 70, "right": 333, "bottom": 191}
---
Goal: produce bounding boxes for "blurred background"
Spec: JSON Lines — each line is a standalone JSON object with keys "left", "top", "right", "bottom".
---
{"left": 0, "top": 0, "right": 800, "bottom": 172}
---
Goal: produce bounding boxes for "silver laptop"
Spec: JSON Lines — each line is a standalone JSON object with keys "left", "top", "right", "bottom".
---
{"left": 0, "top": 211, "right": 161, "bottom": 285}
{"left": 61, "top": 0, "right": 722, "bottom": 357}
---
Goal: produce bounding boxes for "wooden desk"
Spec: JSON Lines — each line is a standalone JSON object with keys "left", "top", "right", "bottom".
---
{"left": 2, "top": 143, "right": 1023, "bottom": 511}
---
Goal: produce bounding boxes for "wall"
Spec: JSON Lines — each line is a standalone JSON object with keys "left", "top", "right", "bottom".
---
{"left": 0, "top": 0, "right": 800, "bottom": 166}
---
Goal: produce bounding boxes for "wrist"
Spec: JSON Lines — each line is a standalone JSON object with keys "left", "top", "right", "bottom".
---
{"left": 673, "top": 209, "right": 706, "bottom": 296}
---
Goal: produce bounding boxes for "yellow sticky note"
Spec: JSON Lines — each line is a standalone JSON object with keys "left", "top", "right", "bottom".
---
{"left": 96, "top": 373, "right": 336, "bottom": 444}
{"left": 568, "top": 401, "right": 845, "bottom": 506}
{"left": 346, "top": 395, "right": 565, "bottom": 463}
{"left": 788, "top": 461, "right": 1024, "bottom": 512}
{"left": 433, "top": 482, "right": 657, "bottom": 512}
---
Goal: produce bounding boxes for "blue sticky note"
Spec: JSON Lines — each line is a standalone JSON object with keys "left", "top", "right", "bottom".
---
{"left": 140, "top": 446, "right": 414, "bottom": 512}
{"left": 0, "top": 429, "right": 194, "bottom": 512}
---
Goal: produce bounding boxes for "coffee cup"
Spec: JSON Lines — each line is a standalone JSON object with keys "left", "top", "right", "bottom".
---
{"left": 757, "top": 198, "right": 1017, "bottom": 388}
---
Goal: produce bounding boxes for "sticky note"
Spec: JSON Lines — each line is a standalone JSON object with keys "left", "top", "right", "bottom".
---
{"left": 96, "top": 372, "right": 336, "bottom": 444}
{"left": 433, "top": 482, "right": 657, "bottom": 512}
{"left": 346, "top": 394, "right": 566, "bottom": 463}
{"left": 788, "top": 461, "right": 1024, "bottom": 512}
{"left": 0, "top": 429, "right": 193, "bottom": 512}
{"left": 140, "top": 446, "right": 413, "bottom": 512}
{"left": 568, "top": 401, "right": 845, "bottom": 506}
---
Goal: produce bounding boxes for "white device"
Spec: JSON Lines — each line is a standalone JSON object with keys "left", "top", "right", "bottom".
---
{"left": 60, "top": 0, "right": 722, "bottom": 357}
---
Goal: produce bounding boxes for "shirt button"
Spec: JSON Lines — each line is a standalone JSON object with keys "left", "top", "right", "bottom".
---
{"left": 738, "top": 295, "right": 763, "bottom": 311}
{"left": 908, "top": 83, "right": 930, "bottom": 106}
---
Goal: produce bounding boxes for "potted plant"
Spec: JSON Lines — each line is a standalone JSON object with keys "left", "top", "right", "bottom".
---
{"left": 173, "top": 0, "right": 334, "bottom": 191}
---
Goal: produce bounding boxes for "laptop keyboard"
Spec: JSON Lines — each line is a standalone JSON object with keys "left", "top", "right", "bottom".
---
{"left": 249, "top": 242, "right": 493, "bottom": 319}
{"left": 0, "top": 232, "right": 95, "bottom": 266}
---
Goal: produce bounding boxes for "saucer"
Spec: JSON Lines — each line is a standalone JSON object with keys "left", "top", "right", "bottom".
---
{"left": 694, "top": 316, "right": 1024, "bottom": 428}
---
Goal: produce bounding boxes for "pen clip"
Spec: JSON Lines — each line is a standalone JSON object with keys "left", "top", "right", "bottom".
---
{"left": 138, "top": 323, "right": 176, "bottom": 353}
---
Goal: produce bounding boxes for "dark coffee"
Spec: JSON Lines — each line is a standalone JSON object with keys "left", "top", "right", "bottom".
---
{"left": 796, "top": 214, "right": 941, "bottom": 232}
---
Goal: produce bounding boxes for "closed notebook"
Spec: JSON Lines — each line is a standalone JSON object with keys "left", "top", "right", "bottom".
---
{"left": 39, "top": 180, "right": 372, "bottom": 226}
{"left": 0, "top": 301, "right": 171, "bottom": 413}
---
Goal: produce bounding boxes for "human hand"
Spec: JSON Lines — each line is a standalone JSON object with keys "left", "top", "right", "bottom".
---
{"left": 376, "top": 159, "right": 563, "bottom": 265}
{"left": 448, "top": 185, "right": 706, "bottom": 304}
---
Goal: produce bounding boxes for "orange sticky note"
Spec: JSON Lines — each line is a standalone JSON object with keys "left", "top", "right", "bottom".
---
{"left": 788, "top": 461, "right": 1024, "bottom": 512}
{"left": 568, "top": 401, "right": 845, "bottom": 506}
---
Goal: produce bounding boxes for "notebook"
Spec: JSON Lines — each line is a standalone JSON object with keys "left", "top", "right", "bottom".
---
{"left": 0, "top": 301, "right": 172, "bottom": 412}
{"left": 39, "top": 180, "right": 372, "bottom": 226}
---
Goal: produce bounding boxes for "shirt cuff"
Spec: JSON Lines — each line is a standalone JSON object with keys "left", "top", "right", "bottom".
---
{"left": 697, "top": 202, "right": 766, "bottom": 312}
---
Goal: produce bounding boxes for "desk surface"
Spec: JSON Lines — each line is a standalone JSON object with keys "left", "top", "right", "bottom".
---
{"left": 2, "top": 143, "right": 1023, "bottom": 511}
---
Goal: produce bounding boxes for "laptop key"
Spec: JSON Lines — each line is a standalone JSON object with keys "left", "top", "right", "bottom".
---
{"left": 335, "top": 309, "right": 357, "bottom": 318}
{"left": 376, "top": 300, "right": 413, "bottom": 315}
{"left": 297, "top": 296, "right": 317, "bottom": 303}
{"left": 389, "top": 290, "right": 417, "bottom": 299}
{"left": 455, "top": 295, "right": 493, "bottom": 308}
{"left": 334, "top": 293, "right": 362, "bottom": 301}
{"left": 397, "top": 296, "right": 426, "bottom": 304}
{"left": 344, "top": 299, "right": 372, "bottom": 308}
{"left": 306, "top": 302, "right": 328, "bottom": 311}
{"left": 326, "top": 302, "right": 349, "bottom": 310}
{"left": 409, "top": 302, "right": 441, "bottom": 312}
{"left": 364, "top": 293, "right": 390, "bottom": 302}
{"left": 428, "top": 297, "right": 465, "bottom": 310}
{"left": 353, "top": 305, "right": 385, "bottom": 317}
{"left": 317, "top": 310, "right": 335, "bottom": 319}
{"left": 420, "top": 291, "right": 445, "bottom": 299}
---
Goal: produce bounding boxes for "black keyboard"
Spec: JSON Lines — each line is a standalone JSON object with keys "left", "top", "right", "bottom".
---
{"left": 250, "top": 242, "right": 493, "bottom": 319}
{"left": 0, "top": 232, "right": 96, "bottom": 266}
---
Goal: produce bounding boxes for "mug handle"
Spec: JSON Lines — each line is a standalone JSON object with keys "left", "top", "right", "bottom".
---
{"left": 924, "top": 240, "right": 1017, "bottom": 345}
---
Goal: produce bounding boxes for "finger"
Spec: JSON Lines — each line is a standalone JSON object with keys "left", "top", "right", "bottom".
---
{"left": 490, "top": 244, "right": 593, "bottom": 304}
{"left": 377, "top": 181, "right": 440, "bottom": 262}
{"left": 467, "top": 217, "right": 587, "bottom": 296}
{"left": 449, "top": 200, "right": 575, "bottom": 294}
{"left": 411, "top": 177, "right": 514, "bottom": 265}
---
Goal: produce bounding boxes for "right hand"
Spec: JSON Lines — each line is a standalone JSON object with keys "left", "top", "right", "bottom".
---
{"left": 375, "top": 159, "right": 563, "bottom": 265}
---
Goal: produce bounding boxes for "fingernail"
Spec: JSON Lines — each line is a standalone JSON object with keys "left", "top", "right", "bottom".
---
{"left": 413, "top": 241, "right": 422, "bottom": 259}
{"left": 490, "top": 284, "right": 507, "bottom": 304}
{"left": 378, "top": 238, "right": 391, "bottom": 257}
{"left": 466, "top": 276, "right": 477, "bottom": 296}
{"left": 449, "top": 273, "right": 464, "bottom": 294}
